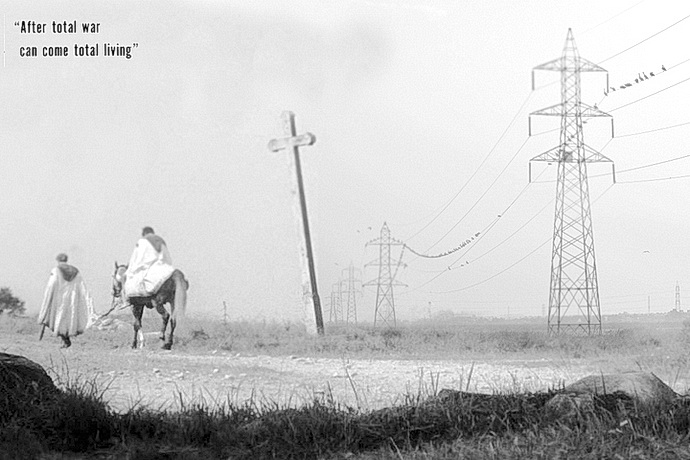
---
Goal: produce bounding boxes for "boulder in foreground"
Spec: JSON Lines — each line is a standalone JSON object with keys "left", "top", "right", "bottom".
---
{"left": 562, "top": 371, "right": 678, "bottom": 404}
{"left": 0, "top": 352, "right": 57, "bottom": 397}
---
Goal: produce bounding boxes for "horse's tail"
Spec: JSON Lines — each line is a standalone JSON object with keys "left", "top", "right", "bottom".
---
{"left": 172, "top": 270, "right": 188, "bottom": 320}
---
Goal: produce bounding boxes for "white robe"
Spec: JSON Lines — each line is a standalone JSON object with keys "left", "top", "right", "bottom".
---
{"left": 124, "top": 237, "right": 175, "bottom": 298}
{"left": 38, "top": 267, "right": 96, "bottom": 337}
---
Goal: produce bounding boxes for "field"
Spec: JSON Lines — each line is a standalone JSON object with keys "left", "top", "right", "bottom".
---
{"left": 3, "top": 311, "right": 690, "bottom": 458}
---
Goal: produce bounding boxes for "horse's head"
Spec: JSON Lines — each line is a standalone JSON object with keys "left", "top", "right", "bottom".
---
{"left": 112, "top": 261, "right": 128, "bottom": 298}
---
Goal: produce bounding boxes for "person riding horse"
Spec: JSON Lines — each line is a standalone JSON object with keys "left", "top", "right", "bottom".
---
{"left": 115, "top": 226, "right": 188, "bottom": 349}
{"left": 122, "top": 226, "right": 175, "bottom": 306}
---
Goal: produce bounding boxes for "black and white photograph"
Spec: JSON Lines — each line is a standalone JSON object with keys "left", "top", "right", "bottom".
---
{"left": 1, "top": 1, "right": 690, "bottom": 458}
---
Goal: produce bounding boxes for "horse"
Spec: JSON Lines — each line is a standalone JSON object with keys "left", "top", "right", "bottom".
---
{"left": 112, "top": 262, "right": 189, "bottom": 350}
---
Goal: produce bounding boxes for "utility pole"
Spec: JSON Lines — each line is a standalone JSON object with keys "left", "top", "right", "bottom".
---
{"left": 529, "top": 29, "right": 614, "bottom": 335}
{"left": 364, "top": 222, "right": 406, "bottom": 328}
{"left": 223, "top": 301, "right": 228, "bottom": 326}
{"left": 676, "top": 281, "right": 681, "bottom": 312}
{"left": 268, "top": 111, "right": 325, "bottom": 335}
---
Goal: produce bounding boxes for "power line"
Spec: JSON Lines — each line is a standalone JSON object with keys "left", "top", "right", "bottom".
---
{"left": 403, "top": 92, "right": 534, "bottom": 242}
{"left": 431, "top": 238, "right": 551, "bottom": 295}
{"left": 535, "top": 17, "right": 689, "bottom": 92}
{"left": 597, "top": 56, "right": 690, "bottom": 106}
{"left": 429, "top": 183, "right": 615, "bottom": 295}
{"left": 401, "top": 168, "right": 549, "bottom": 293}
{"left": 385, "top": 16, "right": 690, "bottom": 294}
{"left": 617, "top": 153, "right": 690, "bottom": 173}
{"left": 598, "top": 12, "right": 690, "bottom": 64}
{"left": 578, "top": 153, "right": 690, "bottom": 182}
{"left": 618, "top": 173, "right": 690, "bottom": 183}
{"left": 403, "top": 18, "right": 689, "bottom": 244}
{"left": 616, "top": 120, "right": 690, "bottom": 138}
{"left": 582, "top": 0, "right": 647, "bottom": 34}
{"left": 609, "top": 74, "right": 690, "bottom": 112}
{"left": 466, "top": 195, "right": 552, "bottom": 267}
{"left": 424, "top": 136, "right": 532, "bottom": 251}
{"left": 446, "top": 166, "right": 550, "bottom": 270}
{"left": 404, "top": 231, "right": 481, "bottom": 259}
{"left": 399, "top": 217, "right": 501, "bottom": 294}
{"left": 538, "top": 148, "right": 690, "bottom": 183}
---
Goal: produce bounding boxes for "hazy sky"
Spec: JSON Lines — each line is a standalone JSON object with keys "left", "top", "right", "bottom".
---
{"left": 1, "top": 0, "right": 689, "bottom": 325}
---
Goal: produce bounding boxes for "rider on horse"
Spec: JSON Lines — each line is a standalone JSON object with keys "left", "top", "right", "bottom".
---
{"left": 123, "top": 226, "right": 176, "bottom": 304}
{"left": 115, "top": 227, "right": 188, "bottom": 350}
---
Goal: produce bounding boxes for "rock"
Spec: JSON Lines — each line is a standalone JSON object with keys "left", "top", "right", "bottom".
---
{"left": 93, "top": 317, "right": 128, "bottom": 331}
{"left": 423, "top": 389, "right": 528, "bottom": 412}
{"left": 562, "top": 371, "right": 678, "bottom": 404}
{"left": 0, "top": 352, "right": 58, "bottom": 416}
{"left": 544, "top": 372, "right": 678, "bottom": 423}
{"left": 544, "top": 393, "right": 596, "bottom": 422}
{"left": 0, "top": 352, "right": 57, "bottom": 395}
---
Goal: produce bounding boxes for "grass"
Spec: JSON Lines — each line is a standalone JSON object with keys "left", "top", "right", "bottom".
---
{"left": 165, "top": 313, "right": 690, "bottom": 362}
{"left": 3, "top": 311, "right": 690, "bottom": 458}
{"left": 2, "top": 373, "right": 690, "bottom": 459}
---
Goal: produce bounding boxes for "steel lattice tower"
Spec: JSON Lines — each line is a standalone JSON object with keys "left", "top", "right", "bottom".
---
{"left": 364, "top": 222, "right": 406, "bottom": 328}
{"left": 342, "top": 262, "right": 362, "bottom": 324}
{"left": 529, "top": 29, "right": 614, "bottom": 335}
{"left": 329, "top": 282, "right": 343, "bottom": 323}
{"left": 676, "top": 282, "right": 681, "bottom": 312}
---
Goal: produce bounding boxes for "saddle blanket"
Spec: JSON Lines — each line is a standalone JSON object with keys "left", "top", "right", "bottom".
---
{"left": 124, "top": 264, "right": 175, "bottom": 298}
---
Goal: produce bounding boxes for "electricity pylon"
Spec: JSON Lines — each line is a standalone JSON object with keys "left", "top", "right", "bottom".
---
{"left": 329, "top": 282, "right": 343, "bottom": 323}
{"left": 675, "top": 281, "right": 681, "bottom": 312}
{"left": 529, "top": 29, "right": 614, "bottom": 335}
{"left": 364, "top": 222, "right": 406, "bottom": 328}
{"left": 341, "top": 262, "right": 362, "bottom": 324}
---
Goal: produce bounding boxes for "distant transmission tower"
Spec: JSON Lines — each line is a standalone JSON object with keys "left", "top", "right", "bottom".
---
{"left": 364, "top": 222, "right": 406, "bottom": 328}
{"left": 676, "top": 281, "right": 681, "bottom": 312}
{"left": 329, "top": 282, "right": 343, "bottom": 323}
{"left": 342, "top": 262, "right": 362, "bottom": 324}
{"left": 529, "top": 29, "right": 614, "bottom": 335}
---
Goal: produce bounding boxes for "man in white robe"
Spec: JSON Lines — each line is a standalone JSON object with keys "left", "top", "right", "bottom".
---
{"left": 123, "top": 226, "right": 175, "bottom": 300}
{"left": 38, "top": 253, "right": 96, "bottom": 348}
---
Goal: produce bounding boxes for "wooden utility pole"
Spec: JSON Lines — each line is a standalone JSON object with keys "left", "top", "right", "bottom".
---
{"left": 268, "top": 111, "right": 325, "bottom": 335}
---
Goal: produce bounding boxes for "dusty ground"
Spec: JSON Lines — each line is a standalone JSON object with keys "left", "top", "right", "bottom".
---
{"left": 0, "top": 326, "right": 617, "bottom": 414}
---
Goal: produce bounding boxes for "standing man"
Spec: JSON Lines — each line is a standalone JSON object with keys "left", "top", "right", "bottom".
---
{"left": 124, "top": 226, "right": 175, "bottom": 300}
{"left": 38, "top": 253, "right": 96, "bottom": 348}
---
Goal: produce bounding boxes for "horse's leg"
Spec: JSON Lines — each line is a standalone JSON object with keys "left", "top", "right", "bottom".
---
{"left": 155, "top": 301, "right": 170, "bottom": 347}
{"left": 160, "top": 291, "right": 176, "bottom": 350}
{"left": 167, "top": 300, "right": 176, "bottom": 351}
{"left": 132, "top": 303, "right": 144, "bottom": 349}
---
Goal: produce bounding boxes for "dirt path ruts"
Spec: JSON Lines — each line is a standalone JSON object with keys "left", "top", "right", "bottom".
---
{"left": 1, "top": 333, "right": 599, "bottom": 412}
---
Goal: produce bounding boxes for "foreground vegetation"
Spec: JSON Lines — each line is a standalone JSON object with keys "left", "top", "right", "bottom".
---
{"left": 3, "top": 368, "right": 690, "bottom": 459}
{"left": 2, "top": 312, "right": 690, "bottom": 458}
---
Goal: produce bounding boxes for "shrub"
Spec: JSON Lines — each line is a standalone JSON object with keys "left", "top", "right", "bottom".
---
{"left": 0, "top": 288, "right": 25, "bottom": 316}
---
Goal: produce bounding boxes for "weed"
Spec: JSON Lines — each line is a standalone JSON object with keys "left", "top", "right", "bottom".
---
{"left": 4, "top": 313, "right": 690, "bottom": 458}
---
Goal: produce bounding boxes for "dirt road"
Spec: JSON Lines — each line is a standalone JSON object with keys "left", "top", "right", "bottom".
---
{"left": 0, "top": 331, "right": 606, "bottom": 413}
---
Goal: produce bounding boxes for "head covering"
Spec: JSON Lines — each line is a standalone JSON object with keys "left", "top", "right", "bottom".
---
{"left": 142, "top": 226, "right": 155, "bottom": 236}
{"left": 56, "top": 253, "right": 68, "bottom": 263}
